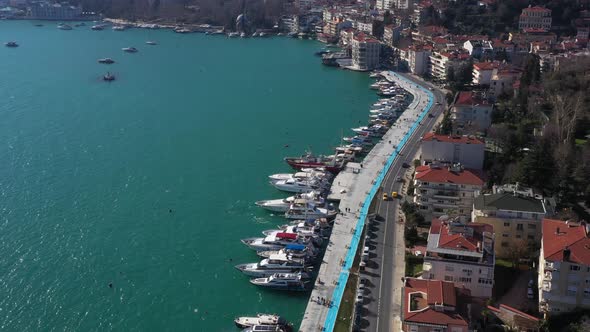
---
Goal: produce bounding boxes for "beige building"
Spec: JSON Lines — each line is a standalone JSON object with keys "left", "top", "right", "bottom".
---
{"left": 519, "top": 6, "right": 552, "bottom": 32}
{"left": 423, "top": 219, "right": 495, "bottom": 298}
{"left": 472, "top": 185, "right": 550, "bottom": 258}
{"left": 406, "top": 44, "right": 432, "bottom": 76}
{"left": 451, "top": 91, "right": 494, "bottom": 135}
{"left": 539, "top": 219, "right": 590, "bottom": 315}
{"left": 413, "top": 164, "right": 485, "bottom": 219}
{"left": 428, "top": 51, "right": 469, "bottom": 80}
{"left": 420, "top": 133, "right": 485, "bottom": 170}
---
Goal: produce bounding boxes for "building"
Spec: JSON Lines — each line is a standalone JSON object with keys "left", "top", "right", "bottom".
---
{"left": 451, "top": 91, "right": 493, "bottom": 134}
{"left": 402, "top": 277, "right": 471, "bottom": 332}
{"left": 420, "top": 132, "right": 485, "bottom": 170}
{"left": 413, "top": 164, "right": 485, "bottom": 218}
{"left": 423, "top": 219, "right": 495, "bottom": 298}
{"left": 539, "top": 219, "right": 590, "bottom": 315}
{"left": 472, "top": 62, "right": 499, "bottom": 86}
{"left": 351, "top": 33, "right": 380, "bottom": 71}
{"left": 29, "top": 2, "right": 83, "bottom": 20}
{"left": 486, "top": 304, "right": 541, "bottom": 331}
{"left": 323, "top": 17, "right": 352, "bottom": 38}
{"left": 383, "top": 24, "right": 402, "bottom": 46}
{"left": 375, "top": 0, "right": 393, "bottom": 10}
{"left": 489, "top": 68, "right": 521, "bottom": 99}
{"left": 472, "top": 185, "right": 550, "bottom": 258}
{"left": 428, "top": 51, "right": 470, "bottom": 81}
{"left": 519, "top": 6, "right": 552, "bottom": 32}
{"left": 463, "top": 40, "right": 493, "bottom": 58}
{"left": 406, "top": 44, "right": 432, "bottom": 76}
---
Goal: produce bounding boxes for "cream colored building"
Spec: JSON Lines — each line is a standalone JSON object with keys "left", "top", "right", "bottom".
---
{"left": 519, "top": 6, "right": 552, "bottom": 32}
{"left": 539, "top": 219, "right": 590, "bottom": 315}
{"left": 351, "top": 33, "right": 380, "bottom": 71}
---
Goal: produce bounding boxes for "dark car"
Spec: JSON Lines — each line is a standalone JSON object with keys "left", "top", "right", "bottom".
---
{"left": 402, "top": 162, "right": 410, "bottom": 168}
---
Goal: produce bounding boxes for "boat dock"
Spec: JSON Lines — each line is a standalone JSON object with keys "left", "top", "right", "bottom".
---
{"left": 299, "top": 71, "right": 434, "bottom": 332}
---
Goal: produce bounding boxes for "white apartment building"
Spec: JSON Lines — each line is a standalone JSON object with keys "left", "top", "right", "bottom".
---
{"left": 406, "top": 44, "right": 432, "bottom": 76}
{"left": 413, "top": 164, "right": 485, "bottom": 219}
{"left": 472, "top": 62, "right": 499, "bottom": 85}
{"left": 428, "top": 51, "right": 469, "bottom": 80}
{"left": 519, "top": 6, "right": 552, "bottom": 32}
{"left": 423, "top": 219, "right": 495, "bottom": 298}
{"left": 420, "top": 132, "right": 485, "bottom": 170}
{"left": 539, "top": 219, "right": 590, "bottom": 315}
{"left": 451, "top": 91, "right": 494, "bottom": 134}
{"left": 489, "top": 68, "right": 521, "bottom": 99}
{"left": 375, "top": 0, "right": 393, "bottom": 10}
{"left": 351, "top": 33, "right": 380, "bottom": 71}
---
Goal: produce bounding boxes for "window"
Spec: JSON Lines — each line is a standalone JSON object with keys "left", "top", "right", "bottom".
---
{"left": 445, "top": 266, "right": 454, "bottom": 272}
{"left": 444, "top": 275, "right": 454, "bottom": 281}
{"left": 528, "top": 224, "right": 536, "bottom": 230}
{"left": 478, "top": 278, "right": 493, "bottom": 285}
{"left": 571, "top": 265, "right": 581, "bottom": 272}
{"left": 567, "top": 286, "right": 577, "bottom": 296}
{"left": 501, "top": 242, "right": 509, "bottom": 247}
{"left": 459, "top": 277, "right": 471, "bottom": 283}
{"left": 503, "top": 222, "right": 510, "bottom": 227}
{"left": 501, "top": 233, "right": 509, "bottom": 237}
{"left": 516, "top": 234, "right": 522, "bottom": 239}
{"left": 517, "top": 212, "right": 523, "bottom": 218}
{"left": 517, "top": 224, "right": 524, "bottom": 231}
{"left": 528, "top": 235, "right": 535, "bottom": 240}
{"left": 462, "top": 269, "right": 472, "bottom": 276}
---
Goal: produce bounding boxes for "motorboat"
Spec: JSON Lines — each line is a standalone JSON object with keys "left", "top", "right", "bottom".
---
{"left": 174, "top": 27, "right": 191, "bottom": 33}
{"left": 262, "top": 225, "right": 322, "bottom": 246}
{"left": 34, "top": 23, "right": 43, "bottom": 27}
{"left": 102, "top": 72, "right": 115, "bottom": 81}
{"left": 369, "top": 72, "right": 382, "bottom": 78}
{"left": 268, "top": 169, "right": 330, "bottom": 184}
{"left": 234, "top": 314, "right": 289, "bottom": 329}
{"left": 228, "top": 32, "right": 239, "bottom": 38}
{"left": 235, "top": 253, "right": 308, "bottom": 277}
{"left": 250, "top": 273, "right": 309, "bottom": 291}
{"left": 255, "top": 191, "right": 324, "bottom": 213}
{"left": 145, "top": 40, "right": 157, "bottom": 45}
{"left": 240, "top": 32, "right": 247, "bottom": 38}
{"left": 271, "top": 178, "right": 327, "bottom": 193}
{"left": 4, "top": 41, "right": 18, "bottom": 47}
{"left": 74, "top": 22, "right": 86, "bottom": 27}
{"left": 91, "top": 24, "right": 106, "bottom": 30}
{"left": 241, "top": 232, "right": 306, "bottom": 251}
{"left": 335, "top": 145, "right": 364, "bottom": 154}
{"left": 285, "top": 202, "right": 337, "bottom": 220}
{"left": 284, "top": 152, "right": 344, "bottom": 174}
{"left": 57, "top": 24, "right": 72, "bottom": 30}
{"left": 243, "top": 325, "right": 288, "bottom": 332}
{"left": 98, "top": 58, "right": 115, "bottom": 64}
{"left": 257, "top": 243, "right": 318, "bottom": 261}
{"left": 122, "top": 47, "right": 138, "bottom": 53}
{"left": 112, "top": 25, "right": 126, "bottom": 31}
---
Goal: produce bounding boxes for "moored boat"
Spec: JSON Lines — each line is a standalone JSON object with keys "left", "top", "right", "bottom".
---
{"left": 234, "top": 314, "right": 289, "bottom": 329}
{"left": 284, "top": 152, "right": 344, "bottom": 174}
{"left": 122, "top": 47, "right": 138, "bottom": 53}
{"left": 249, "top": 272, "right": 309, "bottom": 291}
{"left": 98, "top": 58, "right": 115, "bottom": 64}
{"left": 235, "top": 253, "right": 308, "bottom": 277}
{"left": 103, "top": 72, "right": 115, "bottom": 81}
{"left": 4, "top": 41, "right": 18, "bottom": 47}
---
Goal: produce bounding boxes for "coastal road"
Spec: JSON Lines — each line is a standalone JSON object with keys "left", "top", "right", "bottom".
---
{"left": 358, "top": 74, "right": 446, "bottom": 332}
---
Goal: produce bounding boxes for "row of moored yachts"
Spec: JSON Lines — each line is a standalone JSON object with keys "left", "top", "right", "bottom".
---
{"left": 233, "top": 72, "right": 412, "bottom": 331}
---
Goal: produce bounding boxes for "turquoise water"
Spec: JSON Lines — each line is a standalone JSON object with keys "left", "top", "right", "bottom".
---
{"left": 0, "top": 21, "right": 376, "bottom": 331}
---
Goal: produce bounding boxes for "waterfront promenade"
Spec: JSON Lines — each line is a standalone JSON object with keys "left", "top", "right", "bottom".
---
{"left": 299, "top": 71, "right": 434, "bottom": 332}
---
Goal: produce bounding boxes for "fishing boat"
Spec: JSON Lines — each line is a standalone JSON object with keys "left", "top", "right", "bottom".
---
{"left": 250, "top": 273, "right": 309, "bottom": 291}
{"left": 234, "top": 314, "right": 289, "bottom": 329}
{"left": 284, "top": 152, "right": 344, "bottom": 174}
{"left": 122, "top": 47, "right": 138, "bottom": 53}
{"left": 102, "top": 72, "right": 115, "bottom": 81}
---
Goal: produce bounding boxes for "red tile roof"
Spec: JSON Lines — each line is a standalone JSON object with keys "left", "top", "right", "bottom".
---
{"left": 455, "top": 91, "right": 488, "bottom": 106}
{"left": 473, "top": 62, "right": 498, "bottom": 71}
{"left": 422, "top": 132, "right": 484, "bottom": 144}
{"left": 523, "top": 6, "right": 551, "bottom": 13}
{"left": 404, "top": 278, "right": 468, "bottom": 327}
{"left": 354, "top": 32, "right": 379, "bottom": 43}
{"left": 542, "top": 219, "right": 590, "bottom": 265}
{"left": 415, "top": 164, "right": 485, "bottom": 186}
{"left": 431, "top": 219, "right": 493, "bottom": 253}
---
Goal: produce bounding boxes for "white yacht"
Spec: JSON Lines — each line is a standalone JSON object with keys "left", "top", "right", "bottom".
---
{"left": 285, "top": 201, "right": 337, "bottom": 220}
{"left": 271, "top": 178, "right": 327, "bottom": 193}
{"left": 255, "top": 191, "right": 324, "bottom": 213}
{"left": 112, "top": 25, "right": 126, "bottom": 31}
{"left": 257, "top": 243, "right": 318, "bottom": 261}
{"left": 235, "top": 253, "right": 308, "bottom": 277}
{"left": 268, "top": 169, "right": 329, "bottom": 184}
{"left": 241, "top": 232, "right": 305, "bottom": 251}
{"left": 243, "top": 325, "right": 287, "bottom": 332}
{"left": 234, "top": 314, "right": 289, "bottom": 329}
{"left": 250, "top": 272, "right": 309, "bottom": 291}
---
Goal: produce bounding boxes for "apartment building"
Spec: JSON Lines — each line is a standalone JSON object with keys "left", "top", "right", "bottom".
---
{"left": 519, "top": 6, "right": 552, "bottom": 32}
{"left": 423, "top": 219, "right": 495, "bottom": 298}
{"left": 402, "top": 278, "right": 471, "bottom": 332}
{"left": 472, "top": 184, "right": 549, "bottom": 258}
{"left": 451, "top": 91, "right": 493, "bottom": 134}
{"left": 406, "top": 44, "right": 433, "bottom": 76}
{"left": 539, "top": 219, "right": 590, "bottom": 315}
{"left": 375, "top": 0, "right": 393, "bottom": 10}
{"left": 428, "top": 51, "right": 470, "bottom": 80}
{"left": 421, "top": 133, "right": 485, "bottom": 170}
{"left": 413, "top": 164, "right": 485, "bottom": 219}
{"left": 472, "top": 62, "right": 499, "bottom": 86}
{"left": 351, "top": 33, "right": 381, "bottom": 71}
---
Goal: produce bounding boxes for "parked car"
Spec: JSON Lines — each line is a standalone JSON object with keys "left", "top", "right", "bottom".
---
{"left": 527, "top": 288, "right": 534, "bottom": 299}
{"left": 382, "top": 193, "right": 389, "bottom": 201}
{"left": 396, "top": 176, "right": 404, "bottom": 182}
{"left": 402, "top": 162, "right": 410, "bottom": 168}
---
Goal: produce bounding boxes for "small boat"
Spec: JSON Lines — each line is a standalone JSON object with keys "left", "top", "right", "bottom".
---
{"left": 243, "top": 325, "right": 287, "bottom": 332}
{"left": 145, "top": 41, "right": 157, "bottom": 45}
{"left": 57, "top": 24, "right": 72, "bottom": 30}
{"left": 234, "top": 314, "right": 289, "bottom": 329}
{"left": 284, "top": 202, "right": 337, "bottom": 220}
{"left": 74, "top": 22, "right": 86, "bottom": 27}
{"left": 98, "top": 58, "right": 115, "bottom": 64}
{"left": 241, "top": 232, "right": 306, "bottom": 251}
{"left": 284, "top": 152, "right": 344, "bottom": 174}
{"left": 250, "top": 272, "right": 309, "bottom": 291}
{"left": 240, "top": 32, "right": 247, "bottom": 38}
{"left": 122, "top": 47, "right": 138, "bottom": 53}
{"left": 228, "top": 32, "right": 239, "bottom": 38}
{"left": 103, "top": 72, "right": 115, "bottom": 81}
{"left": 257, "top": 243, "right": 318, "bottom": 260}
{"left": 235, "top": 253, "right": 308, "bottom": 277}
{"left": 255, "top": 191, "right": 324, "bottom": 213}
{"left": 271, "top": 178, "right": 328, "bottom": 194}
{"left": 91, "top": 24, "right": 105, "bottom": 31}
{"left": 4, "top": 41, "right": 18, "bottom": 47}
{"left": 34, "top": 24, "right": 43, "bottom": 27}
{"left": 112, "top": 25, "right": 126, "bottom": 31}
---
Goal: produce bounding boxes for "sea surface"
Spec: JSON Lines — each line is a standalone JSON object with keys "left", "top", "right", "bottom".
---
{"left": 0, "top": 20, "right": 376, "bottom": 331}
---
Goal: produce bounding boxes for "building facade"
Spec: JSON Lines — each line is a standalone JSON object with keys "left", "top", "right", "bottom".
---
{"left": 406, "top": 44, "right": 432, "bottom": 76}
{"left": 29, "top": 3, "right": 82, "bottom": 20}
{"left": 413, "top": 164, "right": 485, "bottom": 219}
{"left": 472, "top": 62, "right": 499, "bottom": 86}
{"left": 519, "top": 6, "right": 552, "bottom": 32}
{"left": 539, "top": 219, "right": 590, "bottom": 315}
{"left": 451, "top": 91, "right": 493, "bottom": 134}
{"left": 351, "top": 33, "right": 380, "bottom": 71}
{"left": 472, "top": 185, "right": 549, "bottom": 258}
{"left": 420, "top": 133, "right": 485, "bottom": 170}
{"left": 423, "top": 219, "right": 495, "bottom": 298}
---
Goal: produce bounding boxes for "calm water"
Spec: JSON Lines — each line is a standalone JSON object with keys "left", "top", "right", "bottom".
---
{"left": 0, "top": 21, "right": 376, "bottom": 331}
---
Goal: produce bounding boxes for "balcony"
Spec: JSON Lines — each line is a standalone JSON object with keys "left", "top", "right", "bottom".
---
{"left": 433, "top": 191, "right": 461, "bottom": 200}
{"left": 544, "top": 271, "right": 558, "bottom": 281}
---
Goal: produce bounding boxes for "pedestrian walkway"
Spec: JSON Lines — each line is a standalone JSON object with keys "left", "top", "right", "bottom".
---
{"left": 299, "top": 72, "right": 434, "bottom": 332}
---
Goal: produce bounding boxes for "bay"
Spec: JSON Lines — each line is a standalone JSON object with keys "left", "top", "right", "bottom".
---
{"left": 0, "top": 20, "right": 376, "bottom": 331}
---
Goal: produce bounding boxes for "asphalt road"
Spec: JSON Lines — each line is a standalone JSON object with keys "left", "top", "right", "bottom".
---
{"left": 357, "top": 74, "right": 446, "bottom": 332}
